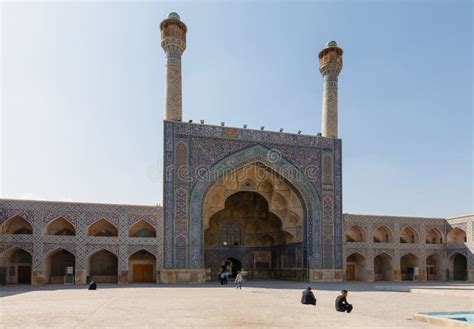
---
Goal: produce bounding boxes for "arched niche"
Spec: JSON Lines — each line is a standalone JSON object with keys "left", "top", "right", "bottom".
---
{"left": 44, "top": 217, "right": 76, "bottom": 236}
{"left": 87, "top": 219, "right": 118, "bottom": 237}
{"left": 426, "top": 228, "right": 443, "bottom": 244}
{"left": 373, "top": 226, "right": 392, "bottom": 243}
{"left": 2, "top": 215, "right": 32, "bottom": 234}
{"left": 447, "top": 228, "right": 467, "bottom": 244}
{"left": 345, "top": 225, "right": 366, "bottom": 242}
{"left": 129, "top": 220, "right": 156, "bottom": 238}
{"left": 400, "top": 226, "right": 419, "bottom": 244}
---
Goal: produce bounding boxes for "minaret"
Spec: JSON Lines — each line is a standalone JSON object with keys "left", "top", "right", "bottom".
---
{"left": 160, "top": 12, "right": 187, "bottom": 121}
{"left": 319, "top": 41, "right": 343, "bottom": 139}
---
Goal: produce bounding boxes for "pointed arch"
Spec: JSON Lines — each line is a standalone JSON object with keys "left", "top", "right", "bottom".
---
{"left": 44, "top": 248, "right": 75, "bottom": 283}
{"left": 129, "top": 220, "right": 156, "bottom": 237}
{"left": 400, "top": 226, "right": 419, "bottom": 243}
{"left": 44, "top": 217, "right": 76, "bottom": 236}
{"left": 426, "top": 252, "right": 443, "bottom": 280}
{"left": 373, "top": 226, "right": 392, "bottom": 243}
{"left": 447, "top": 227, "right": 467, "bottom": 244}
{"left": 426, "top": 228, "right": 443, "bottom": 244}
{"left": 374, "top": 252, "right": 393, "bottom": 281}
{"left": 189, "top": 144, "right": 321, "bottom": 269}
{"left": 2, "top": 215, "right": 33, "bottom": 234}
{"left": 345, "top": 225, "right": 366, "bottom": 242}
{"left": 87, "top": 249, "right": 118, "bottom": 283}
{"left": 128, "top": 249, "right": 157, "bottom": 283}
{"left": 0, "top": 247, "right": 32, "bottom": 284}
{"left": 87, "top": 218, "right": 118, "bottom": 237}
{"left": 400, "top": 252, "right": 419, "bottom": 280}
{"left": 346, "top": 252, "right": 367, "bottom": 281}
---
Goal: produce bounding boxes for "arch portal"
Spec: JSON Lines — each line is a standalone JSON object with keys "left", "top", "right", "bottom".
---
{"left": 0, "top": 247, "right": 32, "bottom": 284}
{"left": 88, "top": 250, "right": 118, "bottom": 283}
{"left": 374, "top": 253, "right": 393, "bottom": 281}
{"left": 346, "top": 253, "right": 367, "bottom": 281}
{"left": 44, "top": 249, "right": 75, "bottom": 284}
{"left": 449, "top": 253, "right": 467, "bottom": 281}
{"left": 400, "top": 253, "right": 419, "bottom": 281}
{"left": 128, "top": 250, "right": 156, "bottom": 283}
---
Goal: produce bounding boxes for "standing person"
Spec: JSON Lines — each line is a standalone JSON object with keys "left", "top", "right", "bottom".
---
{"left": 219, "top": 271, "right": 225, "bottom": 285}
{"left": 223, "top": 270, "right": 229, "bottom": 285}
{"left": 235, "top": 271, "right": 244, "bottom": 289}
{"left": 301, "top": 287, "right": 317, "bottom": 305}
{"left": 335, "top": 289, "right": 353, "bottom": 313}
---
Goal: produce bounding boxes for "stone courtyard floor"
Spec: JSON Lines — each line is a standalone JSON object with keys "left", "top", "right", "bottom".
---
{"left": 1, "top": 281, "right": 473, "bottom": 328}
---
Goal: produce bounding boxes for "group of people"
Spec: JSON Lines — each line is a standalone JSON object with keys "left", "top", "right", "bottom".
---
{"left": 217, "top": 269, "right": 244, "bottom": 289}
{"left": 301, "top": 287, "right": 353, "bottom": 313}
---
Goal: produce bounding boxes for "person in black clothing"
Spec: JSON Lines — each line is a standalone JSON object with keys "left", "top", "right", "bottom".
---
{"left": 301, "top": 287, "right": 317, "bottom": 306}
{"left": 88, "top": 280, "right": 97, "bottom": 290}
{"left": 335, "top": 289, "right": 352, "bottom": 313}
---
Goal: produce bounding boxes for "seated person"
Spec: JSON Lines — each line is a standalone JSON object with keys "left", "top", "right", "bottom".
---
{"left": 301, "top": 287, "right": 317, "bottom": 305}
{"left": 88, "top": 280, "right": 97, "bottom": 290}
{"left": 335, "top": 289, "right": 352, "bottom": 313}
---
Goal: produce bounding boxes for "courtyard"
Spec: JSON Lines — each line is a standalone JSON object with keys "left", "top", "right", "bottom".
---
{"left": 1, "top": 281, "right": 473, "bottom": 328}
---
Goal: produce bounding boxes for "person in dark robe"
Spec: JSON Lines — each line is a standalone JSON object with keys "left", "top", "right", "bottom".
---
{"left": 88, "top": 280, "right": 97, "bottom": 290}
{"left": 335, "top": 289, "right": 352, "bottom": 313}
{"left": 301, "top": 287, "right": 317, "bottom": 305}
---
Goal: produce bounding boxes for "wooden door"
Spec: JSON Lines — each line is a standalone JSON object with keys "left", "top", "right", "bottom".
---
{"left": 133, "top": 264, "right": 154, "bottom": 283}
{"left": 18, "top": 266, "right": 31, "bottom": 284}
{"left": 346, "top": 264, "right": 355, "bottom": 281}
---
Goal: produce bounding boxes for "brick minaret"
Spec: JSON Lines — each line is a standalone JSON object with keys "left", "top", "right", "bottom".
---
{"left": 160, "top": 12, "right": 187, "bottom": 121}
{"left": 319, "top": 41, "right": 343, "bottom": 139}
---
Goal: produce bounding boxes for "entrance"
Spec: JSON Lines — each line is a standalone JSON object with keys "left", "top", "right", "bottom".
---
{"left": 223, "top": 257, "right": 242, "bottom": 278}
{"left": 132, "top": 264, "right": 154, "bottom": 283}
{"left": 202, "top": 164, "right": 306, "bottom": 281}
{"left": 453, "top": 253, "right": 467, "bottom": 281}
{"left": 18, "top": 266, "right": 31, "bottom": 284}
{"left": 346, "top": 264, "right": 355, "bottom": 281}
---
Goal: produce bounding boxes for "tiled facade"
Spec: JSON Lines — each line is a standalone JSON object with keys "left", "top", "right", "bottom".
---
{"left": 343, "top": 214, "right": 473, "bottom": 282}
{"left": 1, "top": 12, "right": 472, "bottom": 285}
{"left": 0, "top": 199, "right": 162, "bottom": 285}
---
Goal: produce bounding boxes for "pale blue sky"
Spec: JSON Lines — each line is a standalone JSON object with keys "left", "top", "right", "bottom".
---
{"left": 1, "top": 1, "right": 472, "bottom": 217}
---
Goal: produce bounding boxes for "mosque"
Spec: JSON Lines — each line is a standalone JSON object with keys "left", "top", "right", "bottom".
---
{"left": 0, "top": 13, "right": 472, "bottom": 285}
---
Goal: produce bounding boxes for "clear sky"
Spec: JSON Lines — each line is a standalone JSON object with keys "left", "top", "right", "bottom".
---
{"left": 1, "top": 1, "right": 472, "bottom": 217}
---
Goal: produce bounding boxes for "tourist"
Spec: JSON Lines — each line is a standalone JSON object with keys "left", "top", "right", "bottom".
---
{"left": 219, "top": 271, "right": 226, "bottom": 285}
{"left": 223, "top": 270, "right": 229, "bottom": 285}
{"left": 301, "top": 287, "right": 317, "bottom": 305}
{"left": 235, "top": 271, "right": 244, "bottom": 289}
{"left": 335, "top": 289, "right": 353, "bottom": 313}
{"left": 88, "top": 280, "right": 97, "bottom": 290}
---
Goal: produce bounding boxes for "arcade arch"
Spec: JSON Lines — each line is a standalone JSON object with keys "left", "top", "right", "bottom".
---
{"left": 2, "top": 215, "right": 32, "bottom": 234}
{"left": 88, "top": 249, "right": 118, "bottom": 283}
{"left": 87, "top": 219, "right": 118, "bottom": 237}
{"left": 44, "top": 217, "right": 75, "bottom": 236}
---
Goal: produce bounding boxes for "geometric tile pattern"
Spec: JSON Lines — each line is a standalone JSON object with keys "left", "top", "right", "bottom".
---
{"left": 0, "top": 199, "right": 163, "bottom": 271}
{"left": 163, "top": 120, "right": 343, "bottom": 271}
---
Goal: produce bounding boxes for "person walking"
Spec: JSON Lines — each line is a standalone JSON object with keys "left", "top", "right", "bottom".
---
{"left": 335, "top": 289, "right": 353, "bottom": 313}
{"left": 235, "top": 271, "right": 244, "bottom": 289}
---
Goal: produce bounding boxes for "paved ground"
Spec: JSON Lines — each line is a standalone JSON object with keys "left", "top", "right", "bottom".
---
{"left": 1, "top": 281, "right": 473, "bottom": 328}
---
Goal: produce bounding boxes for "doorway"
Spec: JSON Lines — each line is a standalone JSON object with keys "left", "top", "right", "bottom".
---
{"left": 224, "top": 257, "right": 242, "bottom": 278}
{"left": 132, "top": 264, "right": 154, "bottom": 283}
{"left": 18, "top": 266, "right": 31, "bottom": 284}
